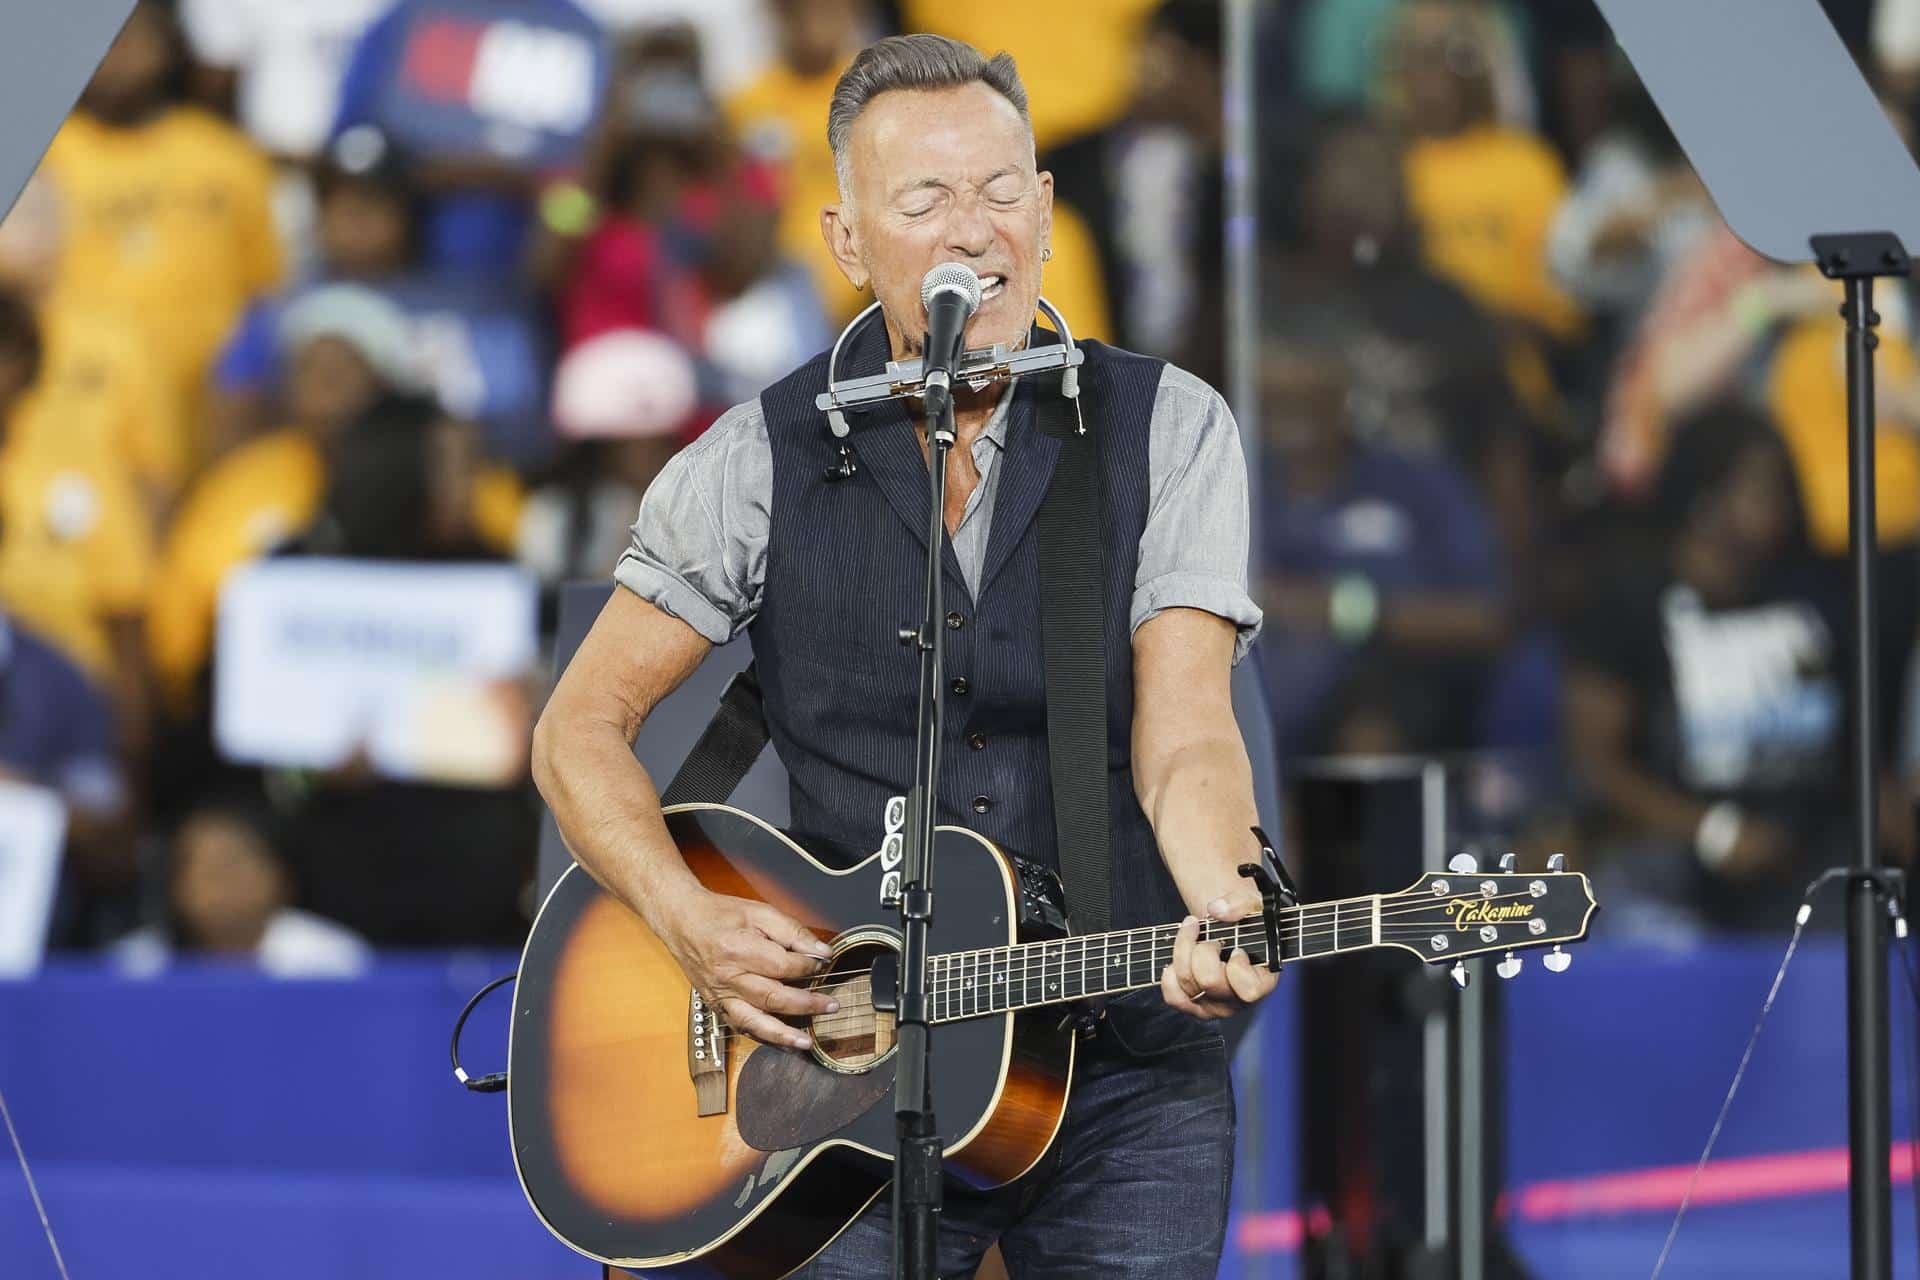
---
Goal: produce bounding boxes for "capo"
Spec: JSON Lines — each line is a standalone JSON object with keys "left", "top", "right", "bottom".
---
{"left": 1237, "top": 826, "right": 1294, "bottom": 973}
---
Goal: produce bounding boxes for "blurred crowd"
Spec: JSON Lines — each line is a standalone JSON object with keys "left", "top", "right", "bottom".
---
{"left": 7, "top": 0, "right": 1920, "bottom": 971}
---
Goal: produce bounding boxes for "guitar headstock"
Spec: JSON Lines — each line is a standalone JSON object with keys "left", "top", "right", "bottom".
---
{"left": 1378, "top": 852, "right": 1597, "bottom": 983}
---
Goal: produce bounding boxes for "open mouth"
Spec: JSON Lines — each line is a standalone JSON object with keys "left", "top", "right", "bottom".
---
{"left": 979, "top": 274, "right": 1006, "bottom": 302}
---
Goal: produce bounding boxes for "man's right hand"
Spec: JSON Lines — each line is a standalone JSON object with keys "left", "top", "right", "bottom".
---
{"left": 649, "top": 883, "right": 839, "bottom": 1051}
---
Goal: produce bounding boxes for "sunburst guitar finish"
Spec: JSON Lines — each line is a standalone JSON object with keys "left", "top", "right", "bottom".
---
{"left": 507, "top": 804, "right": 1073, "bottom": 1278}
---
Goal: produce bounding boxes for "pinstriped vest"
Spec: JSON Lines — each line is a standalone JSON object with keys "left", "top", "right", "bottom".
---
{"left": 749, "top": 321, "right": 1183, "bottom": 930}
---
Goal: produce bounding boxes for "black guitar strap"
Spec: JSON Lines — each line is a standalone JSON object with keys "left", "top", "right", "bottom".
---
{"left": 1032, "top": 372, "right": 1111, "bottom": 936}
{"left": 659, "top": 665, "right": 767, "bottom": 807}
{"left": 665, "top": 370, "right": 1113, "bottom": 935}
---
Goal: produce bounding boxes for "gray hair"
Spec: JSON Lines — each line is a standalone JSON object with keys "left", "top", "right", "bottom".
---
{"left": 826, "top": 35, "right": 1031, "bottom": 203}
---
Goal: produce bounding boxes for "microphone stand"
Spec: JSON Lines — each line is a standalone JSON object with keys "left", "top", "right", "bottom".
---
{"left": 892, "top": 358, "right": 956, "bottom": 1280}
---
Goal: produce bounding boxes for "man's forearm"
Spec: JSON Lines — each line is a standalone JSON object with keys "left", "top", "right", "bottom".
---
{"left": 1139, "top": 735, "right": 1264, "bottom": 919}
{"left": 531, "top": 714, "right": 704, "bottom": 927}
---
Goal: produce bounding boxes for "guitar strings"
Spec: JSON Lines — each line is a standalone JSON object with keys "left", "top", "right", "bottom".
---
{"left": 737, "top": 916, "right": 1551, "bottom": 1041}
{"left": 703, "top": 888, "right": 1570, "bottom": 1044}
{"left": 790, "top": 893, "right": 1552, "bottom": 1012}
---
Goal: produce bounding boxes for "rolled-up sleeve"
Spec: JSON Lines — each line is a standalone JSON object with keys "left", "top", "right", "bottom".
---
{"left": 1131, "top": 365, "right": 1264, "bottom": 664}
{"left": 613, "top": 400, "right": 771, "bottom": 644}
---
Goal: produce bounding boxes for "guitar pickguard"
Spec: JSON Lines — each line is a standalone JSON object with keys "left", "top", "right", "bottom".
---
{"left": 736, "top": 1044, "right": 896, "bottom": 1152}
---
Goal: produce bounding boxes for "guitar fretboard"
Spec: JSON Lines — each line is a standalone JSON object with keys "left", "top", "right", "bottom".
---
{"left": 927, "top": 895, "right": 1380, "bottom": 1023}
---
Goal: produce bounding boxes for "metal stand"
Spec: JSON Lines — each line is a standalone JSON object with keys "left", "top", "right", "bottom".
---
{"left": 1812, "top": 229, "right": 1910, "bottom": 1280}
{"left": 890, "top": 364, "right": 959, "bottom": 1280}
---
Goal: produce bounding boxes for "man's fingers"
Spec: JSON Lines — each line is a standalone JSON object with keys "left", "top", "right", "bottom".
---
{"left": 737, "top": 972, "right": 838, "bottom": 1018}
{"left": 1161, "top": 960, "right": 1208, "bottom": 1017}
{"left": 1169, "top": 916, "right": 1200, "bottom": 992}
{"left": 1203, "top": 888, "right": 1265, "bottom": 924}
{"left": 1190, "top": 930, "right": 1231, "bottom": 999}
{"left": 720, "top": 996, "right": 811, "bottom": 1051}
{"left": 1225, "top": 949, "right": 1274, "bottom": 1003}
{"left": 736, "top": 932, "right": 827, "bottom": 982}
{"left": 749, "top": 903, "right": 833, "bottom": 960}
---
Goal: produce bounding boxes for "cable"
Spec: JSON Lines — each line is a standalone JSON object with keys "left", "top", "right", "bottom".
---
{"left": 450, "top": 973, "right": 516, "bottom": 1094}
{"left": 1649, "top": 883, "right": 1823, "bottom": 1278}
{"left": 1, "top": 1079, "right": 71, "bottom": 1280}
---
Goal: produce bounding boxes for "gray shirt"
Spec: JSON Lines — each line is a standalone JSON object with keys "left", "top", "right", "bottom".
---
{"left": 615, "top": 361, "right": 1263, "bottom": 662}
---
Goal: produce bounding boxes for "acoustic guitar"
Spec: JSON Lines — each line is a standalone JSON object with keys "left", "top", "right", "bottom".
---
{"left": 507, "top": 803, "right": 1597, "bottom": 1277}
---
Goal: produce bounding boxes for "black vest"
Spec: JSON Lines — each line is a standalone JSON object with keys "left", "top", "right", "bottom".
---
{"left": 749, "top": 320, "right": 1184, "bottom": 929}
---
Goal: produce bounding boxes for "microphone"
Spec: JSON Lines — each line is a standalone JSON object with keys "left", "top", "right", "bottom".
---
{"left": 919, "top": 263, "right": 982, "bottom": 426}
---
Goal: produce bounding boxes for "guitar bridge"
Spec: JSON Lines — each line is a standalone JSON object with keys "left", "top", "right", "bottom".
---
{"left": 688, "top": 989, "right": 727, "bottom": 1116}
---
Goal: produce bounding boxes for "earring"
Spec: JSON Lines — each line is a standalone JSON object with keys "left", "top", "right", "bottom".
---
{"left": 1041, "top": 247, "right": 1052, "bottom": 262}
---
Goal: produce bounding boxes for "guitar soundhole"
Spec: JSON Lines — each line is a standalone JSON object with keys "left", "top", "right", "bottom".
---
{"left": 810, "top": 938, "right": 897, "bottom": 1074}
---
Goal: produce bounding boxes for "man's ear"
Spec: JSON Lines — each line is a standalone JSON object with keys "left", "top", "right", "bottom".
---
{"left": 1037, "top": 169, "right": 1055, "bottom": 256}
{"left": 821, "top": 204, "right": 867, "bottom": 291}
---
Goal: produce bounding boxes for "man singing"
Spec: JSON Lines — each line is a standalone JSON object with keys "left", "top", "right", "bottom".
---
{"left": 534, "top": 33, "right": 1269, "bottom": 1278}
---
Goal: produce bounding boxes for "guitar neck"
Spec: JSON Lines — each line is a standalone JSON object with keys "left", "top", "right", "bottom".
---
{"left": 927, "top": 894, "right": 1383, "bottom": 1024}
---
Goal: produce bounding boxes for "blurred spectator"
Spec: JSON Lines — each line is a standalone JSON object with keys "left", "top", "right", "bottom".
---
{"left": 1386, "top": 1, "right": 1582, "bottom": 349}
{"left": 261, "top": 395, "right": 537, "bottom": 947}
{"left": 1547, "top": 86, "right": 1716, "bottom": 329}
{"left": 1271, "top": 115, "right": 1539, "bottom": 604}
{"left": 181, "top": 0, "right": 390, "bottom": 162}
{"left": 906, "top": 0, "right": 1160, "bottom": 151}
{"left": 1258, "top": 326, "right": 1508, "bottom": 762}
{"left": 213, "top": 126, "right": 554, "bottom": 465}
{"left": 0, "top": 285, "right": 155, "bottom": 743}
{"left": 1044, "top": 0, "right": 1217, "bottom": 385}
{"left": 725, "top": 0, "right": 874, "bottom": 322}
{"left": 1295, "top": 0, "right": 1536, "bottom": 125}
{"left": 149, "top": 285, "right": 520, "bottom": 713}
{"left": 1766, "top": 296, "right": 1920, "bottom": 557}
{"left": 330, "top": 0, "right": 612, "bottom": 276}
{"left": 0, "top": 615, "right": 139, "bottom": 950}
{"left": 1564, "top": 405, "right": 1913, "bottom": 934}
{"left": 35, "top": 0, "right": 283, "bottom": 466}
{"left": 0, "top": 177, "right": 184, "bottom": 515}
{"left": 558, "top": 26, "right": 830, "bottom": 409}
{"left": 110, "top": 806, "right": 370, "bottom": 977}
{"left": 518, "top": 328, "right": 696, "bottom": 589}
{"left": 575, "top": 0, "right": 776, "bottom": 97}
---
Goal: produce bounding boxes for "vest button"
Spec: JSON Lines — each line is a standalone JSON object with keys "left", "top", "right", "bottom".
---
{"left": 971, "top": 794, "right": 992, "bottom": 814}
{"left": 967, "top": 732, "right": 987, "bottom": 751}
{"left": 950, "top": 677, "right": 969, "bottom": 696}
{"left": 946, "top": 611, "right": 965, "bottom": 630}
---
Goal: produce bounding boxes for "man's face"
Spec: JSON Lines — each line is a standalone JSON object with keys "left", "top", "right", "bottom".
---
{"left": 826, "top": 82, "right": 1053, "bottom": 359}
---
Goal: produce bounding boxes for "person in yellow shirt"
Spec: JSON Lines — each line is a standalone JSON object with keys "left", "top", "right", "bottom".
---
{"left": 0, "top": 176, "right": 184, "bottom": 518}
{"left": 1387, "top": 1, "right": 1583, "bottom": 345}
{"left": 149, "top": 286, "right": 521, "bottom": 711}
{"left": 0, "top": 287, "right": 156, "bottom": 742}
{"left": 35, "top": 0, "right": 282, "bottom": 468}
{"left": 726, "top": 0, "right": 873, "bottom": 323}
{"left": 903, "top": 0, "right": 1161, "bottom": 151}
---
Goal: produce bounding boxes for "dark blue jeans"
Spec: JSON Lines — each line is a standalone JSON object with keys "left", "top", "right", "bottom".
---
{"left": 796, "top": 990, "right": 1237, "bottom": 1279}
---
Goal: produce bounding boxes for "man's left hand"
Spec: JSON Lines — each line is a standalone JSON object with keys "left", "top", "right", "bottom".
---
{"left": 1160, "top": 887, "right": 1280, "bottom": 1020}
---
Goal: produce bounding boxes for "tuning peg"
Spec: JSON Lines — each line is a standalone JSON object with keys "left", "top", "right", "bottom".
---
{"left": 1547, "top": 853, "right": 1567, "bottom": 872}
{"left": 1543, "top": 945, "right": 1571, "bottom": 973}
{"left": 1498, "top": 853, "right": 1517, "bottom": 873}
{"left": 1450, "top": 960, "right": 1470, "bottom": 989}
{"left": 1448, "top": 853, "right": 1479, "bottom": 875}
{"left": 1496, "top": 951, "right": 1523, "bottom": 979}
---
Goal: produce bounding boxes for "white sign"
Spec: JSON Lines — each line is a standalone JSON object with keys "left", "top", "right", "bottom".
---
{"left": 215, "top": 559, "right": 538, "bottom": 787}
{"left": 0, "top": 781, "right": 68, "bottom": 978}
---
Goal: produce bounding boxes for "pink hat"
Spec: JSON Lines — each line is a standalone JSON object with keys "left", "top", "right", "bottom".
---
{"left": 552, "top": 328, "right": 699, "bottom": 440}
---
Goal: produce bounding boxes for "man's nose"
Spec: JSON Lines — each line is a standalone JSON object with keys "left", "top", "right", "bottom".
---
{"left": 942, "top": 195, "right": 994, "bottom": 259}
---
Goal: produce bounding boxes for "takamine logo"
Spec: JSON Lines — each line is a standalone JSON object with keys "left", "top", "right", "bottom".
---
{"left": 1443, "top": 899, "right": 1535, "bottom": 931}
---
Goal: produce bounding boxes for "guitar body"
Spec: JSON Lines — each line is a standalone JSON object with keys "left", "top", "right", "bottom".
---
{"left": 508, "top": 803, "right": 1075, "bottom": 1277}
